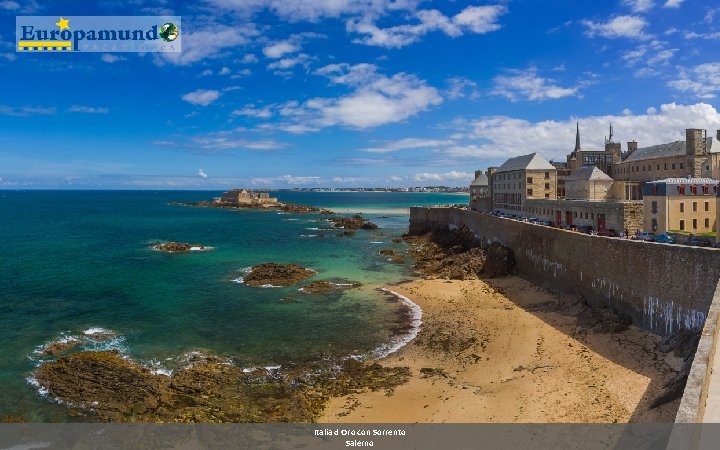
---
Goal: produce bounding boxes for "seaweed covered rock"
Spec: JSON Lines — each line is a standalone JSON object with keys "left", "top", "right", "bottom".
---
{"left": 404, "top": 226, "right": 514, "bottom": 280}
{"left": 152, "top": 242, "right": 212, "bottom": 253}
{"left": 32, "top": 350, "right": 410, "bottom": 423}
{"left": 244, "top": 263, "right": 315, "bottom": 287}
{"left": 331, "top": 215, "right": 378, "bottom": 230}
{"left": 300, "top": 280, "right": 362, "bottom": 294}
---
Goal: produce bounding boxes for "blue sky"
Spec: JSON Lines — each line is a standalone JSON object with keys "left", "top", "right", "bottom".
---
{"left": 0, "top": 0, "right": 719, "bottom": 189}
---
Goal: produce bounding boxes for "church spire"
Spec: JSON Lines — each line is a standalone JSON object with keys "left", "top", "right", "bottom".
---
{"left": 574, "top": 122, "right": 581, "bottom": 152}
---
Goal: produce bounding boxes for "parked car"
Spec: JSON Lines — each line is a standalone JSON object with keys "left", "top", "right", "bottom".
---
{"left": 597, "top": 229, "right": 617, "bottom": 237}
{"left": 577, "top": 225, "right": 594, "bottom": 234}
{"left": 713, "top": 242, "right": 720, "bottom": 249}
{"left": 653, "top": 234, "right": 675, "bottom": 244}
{"left": 539, "top": 220, "right": 553, "bottom": 226}
{"left": 687, "top": 237, "right": 712, "bottom": 247}
{"left": 561, "top": 224, "right": 578, "bottom": 231}
{"left": 528, "top": 217, "right": 539, "bottom": 224}
{"left": 636, "top": 231, "right": 655, "bottom": 242}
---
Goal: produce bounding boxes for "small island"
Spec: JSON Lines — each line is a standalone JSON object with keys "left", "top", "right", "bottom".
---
{"left": 243, "top": 263, "right": 316, "bottom": 287}
{"left": 151, "top": 242, "right": 213, "bottom": 253}
{"left": 173, "top": 189, "right": 335, "bottom": 214}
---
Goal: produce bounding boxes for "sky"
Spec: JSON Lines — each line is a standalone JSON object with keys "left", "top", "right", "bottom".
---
{"left": 0, "top": 0, "right": 719, "bottom": 189}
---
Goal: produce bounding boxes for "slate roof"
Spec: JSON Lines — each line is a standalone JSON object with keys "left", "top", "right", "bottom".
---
{"left": 567, "top": 166, "right": 613, "bottom": 182}
{"left": 648, "top": 177, "right": 720, "bottom": 185}
{"left": 470, "top": 172, "right": 488, "bottom": 187}
{"left": 495, "top": 153, "right": 555, "bottom": 173}
{"left": 623, "top": 137, "right": 720, "bottom": 163}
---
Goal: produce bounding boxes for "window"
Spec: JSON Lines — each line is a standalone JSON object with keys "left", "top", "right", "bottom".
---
{"left": 527, "top": 177, "right": 533, "bottom": 184}
{"left": 704, "top": 185, "right": 710, "bottom": 195}
{"left": 706, "top": 218, "right": 710, "bottom": 228}
{"left": 545, "top": 183, "right": 550, "bottom": 189}
{"left": 693, "top": 202, "right": 697, "bottom": 212}
{"left": 657, "top": 164, "right": 660, "bottom": 170}
{"left": 651, "top": 201, "right": 658, "bottom": 214}
{"left": 544, "top": 172, "right": 550, "bottom": 179}
{"left": 693, "top": 219, "right": 698, "bottom": 229}
{"left": 707, "top": 165, "right": 710, "bottom": 171}
{"left": 545, "top": 193, "right": 550, "bottom": 198}
{"left": 680, "top": 202, "right": 685, "bottom": 213}
{"left": 706, "top": 202, "right": 710, "bottom": 212}
{"left": 680, "top": 220, "right": 685, "bottom": 230}
{"left": 652, "top": 218, "right": 657, "bottom": 231}
{"left": 679, "top": 184, "right": 686, "bottom": 195}
{"left": 527, "top": 189, "right": 533, "bottom": 196}
{"left": 691, "top": 184, "right": 698, "bottom": 195}
{"left": 680, "top": 163, "right": 684, "bottom": 169}
{"left": 574, "top": 212, "right": 577, "bottom": 218}
{"left": 664, "top": 163, "right": 668, "bottom": 170}
{"left": 672, "top": 163, "right": 676, "bottom": 170}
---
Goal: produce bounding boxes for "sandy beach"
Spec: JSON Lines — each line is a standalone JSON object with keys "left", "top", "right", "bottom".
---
{"left": 321, "top": 276, "right": 682, "bottom": 423}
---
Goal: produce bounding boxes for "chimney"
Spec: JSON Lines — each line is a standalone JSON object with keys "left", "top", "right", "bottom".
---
{"left": 627, "top": 141, "right": 637, "bottom": 154}
{"left": 474, "top": 170, "right": 483, "bottom": 179}
{"left": 716, "top": 130, "right": 720, "bottom": 141}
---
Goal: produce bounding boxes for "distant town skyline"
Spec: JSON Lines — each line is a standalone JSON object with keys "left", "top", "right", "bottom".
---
{"left": 1, "top": 0, "right": 720, "bottom": 189}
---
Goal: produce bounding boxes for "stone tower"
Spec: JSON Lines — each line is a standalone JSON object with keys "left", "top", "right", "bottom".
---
{"left": 686, "top": 128, "right": 707, "bottom": 177}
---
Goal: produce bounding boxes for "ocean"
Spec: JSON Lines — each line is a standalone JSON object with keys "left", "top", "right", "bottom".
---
{"left": 0, "top": 190, "right": 467, "bottom": 422}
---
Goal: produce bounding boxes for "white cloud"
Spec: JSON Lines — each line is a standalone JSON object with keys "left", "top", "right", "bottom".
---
{"left": 449, "top": 102, "right": 720, "bottom": 162}
{"left": 0, "top": 105, "right": 56, "bottom": 116}
{"left": 69, "top": 105, "right": 109, "bottom": 114}
{"left": 623, "top": 0, "right": 654, "bottom": 13}
{"left": 100, "top": 54, "right": 126, "bottom": 63}
{"left": 204, "top": 0, "right": 419, "bottom": 22}
{"left": 251, "top": 175, "right": 323, "bottom": 186}
{"left": 158, "top": 24, "right": 258, "bottom": 65}
{"left": 279, "top": 63, "right": 442, "bottom": 129}
{"left": 181, "top": 89, "right": 221, "bottom": 106}
{"left": 446, "top": 77, "right": 479, "bottom": 100}
{"left": 0, "top": 52, "right": 16, "bottom": 61}
{"left": 669, "top": 63, "right": 720, "bottom": 99}
{"left": 198, "top": 168, "right": 208, "bottom": 179}
{"left": 267, "top": 53, "right": 312, "bottom": 71}
{"left": 201, "top": 69, "right": 213, "bottom": 76}
{"left": 413, "top": 171, "right": 473, "bottom": 182}
{"left": 663, "top": 0, "right": 683, "bottom": 8}
{"left": 263, "top": 40, "right": 300, "bottom": 58}
{"left": 582, "top": 15, "right": 649, "bottom": 39}
{"left": 219, "top": 67, "right": 231, "bottom": 75}
{"left": 347, "top": 4, "right": 506, "bottom": 48}
{"left": 191, "top": 135, "right": 285, "bottom": 151}
{"left": 240, "top": 53, "right": 259, "bottom": 63}
{"left": 361, "top": 138, "right": 454, "bottom": 153}
{"left": 0, "top": 0, "right": 19, "bottom": 10}
{"left": 492, "top": 68, "right": 579, "bottom": 101}
{"left": 233, "top": 104, "right": 273, "bottom": 118}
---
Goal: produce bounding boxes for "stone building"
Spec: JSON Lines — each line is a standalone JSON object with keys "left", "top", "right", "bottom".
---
{"left": 566, "top": 123, "right": 621, "bottom": 177}
{"left": 219, "top": 189, "right": 279, "bottom": 206}
{"left": 550, "top": 161, "right": 570, "bottom": 199}
{"left": 524, "top": 199, "right": 643, "bottom": 234}
{"left": 469, "top": 170, "right": 491, "bottom": 212}
{"left": 643, "top": 177, "right": 718, "bottom": 235}
{"left": 565, "top": 166, "right": 615, "bottom": 201}
{"left": 490, "top": 153, "right": 557, "bottom": 214}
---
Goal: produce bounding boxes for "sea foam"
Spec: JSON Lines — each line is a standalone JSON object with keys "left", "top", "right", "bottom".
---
{"left": 368, "top": 288, "right": 423, "bottom": 360}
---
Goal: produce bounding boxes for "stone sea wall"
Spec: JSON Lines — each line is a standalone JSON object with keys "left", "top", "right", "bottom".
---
{"left": 409, "top": 207, "right": 720, "bottom": 337}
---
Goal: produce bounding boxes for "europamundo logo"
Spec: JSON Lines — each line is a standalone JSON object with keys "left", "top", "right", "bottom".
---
{"left": 15, "top": 16, "right": 181, "bottom": 52}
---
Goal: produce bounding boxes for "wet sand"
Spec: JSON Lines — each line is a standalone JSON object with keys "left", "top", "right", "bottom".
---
{"left": 321, "top": 277, "right": 682, "bottom": 423}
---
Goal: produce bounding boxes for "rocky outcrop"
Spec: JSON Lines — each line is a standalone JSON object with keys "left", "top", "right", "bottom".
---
{"left": 42, "top": 340, "right": 80, "bottom": 356}
{"left": 404, "top": 225, "right": 514, "bottom": 280}
{"left": 151, "top": 242, "right": 211, "bottom": 253}
{"left": 33, "top": 350, "right": 410, "bottom": 423}
{"left": 331, "top": 215, "right": 379, "bottom": 230}
{"left": 170, "top": 200, "right": 334, "bottom": 215}
{"left": 379, "top": 249, "right": 395, "bottom": 256}
{"left": 280, "top": 203, "right": 334, "bottom": 215}
{"left": 300, "top": 280, "right": 362, "bottom": 294}
{"left": 244, "top": 263, "right": 315, "bottom": 287}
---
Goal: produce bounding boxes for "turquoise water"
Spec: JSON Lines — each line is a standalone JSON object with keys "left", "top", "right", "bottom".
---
{"left": 0, "top": 190, "right": 467, "bottom": 421}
